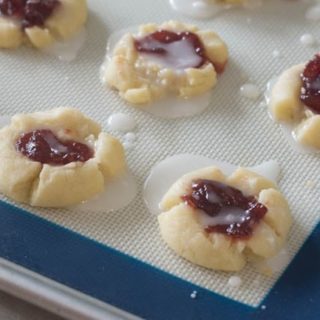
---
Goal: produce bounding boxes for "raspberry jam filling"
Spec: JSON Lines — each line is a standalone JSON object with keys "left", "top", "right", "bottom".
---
{"left": 300, "top": 54, "right": 320, "bottom": 114}
{"left": 182, "top": 179, "right": 267, "bottom": 239}
{"left": 16, "top": 129, "right": 94, "bottom": 165}
{"left": 134, "top": 30, "right": 223, "bottom": 72}
{"left": 0, "top": 0, "right": 60, "bottom": 29}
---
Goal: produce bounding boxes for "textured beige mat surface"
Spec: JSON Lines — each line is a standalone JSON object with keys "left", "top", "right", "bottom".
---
{"left": 0, "top": 0, "right": 319, "bottom": 307}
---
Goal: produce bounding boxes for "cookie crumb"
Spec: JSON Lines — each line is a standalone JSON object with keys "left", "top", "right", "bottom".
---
{"left": 190, "top": 290, "right": 198, "bottom": 299}
{"left": 261, "top": 305, "right": 267, "bottom": 310}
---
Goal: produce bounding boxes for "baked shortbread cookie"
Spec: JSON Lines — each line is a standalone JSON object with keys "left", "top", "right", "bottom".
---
{"left": 0, "top": 0, "right": 87, "bottom": 49}
{"left": 102, "top": 21, "right": 228, "bottom": 105}
{"left": 158, "top": 166, "right": 292, "bottom": 272}
{"left": 269, "top": 54, "right": 320, "bottom": 150}
{"left": 0, "top": 107, "right": 126, "bottom": 207}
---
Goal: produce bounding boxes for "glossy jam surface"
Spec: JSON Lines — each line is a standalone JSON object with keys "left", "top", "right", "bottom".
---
{"left": 0, "top": 0, "right": 60, "bottom": 28}
{"left": 16, "top": 129, "right": 94, "bottom": 165}
{"left": 301, "top": 54, "right": 320, "bottom": 114}
{"left": 182, "top": 179, "right": 267, "bottom": 239}
{"left": 134, "top": 30, "right": 212, "bottom": 70}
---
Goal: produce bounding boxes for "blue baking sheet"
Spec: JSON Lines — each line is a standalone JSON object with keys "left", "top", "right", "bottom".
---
{"left": 0, "top": 200, "right": 319, "bottom": 320}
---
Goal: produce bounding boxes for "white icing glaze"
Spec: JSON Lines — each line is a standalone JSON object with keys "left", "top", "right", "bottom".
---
{"left": 123, "top": 141, "right": 134, "bottom": 150}
{"left": 143, "top": 153, "right": 280, "bottom": 215}
{"left": 274, "top": 121, "right": 318, "bottom": 154}
{"left": 197, "top": 207, "right": 246, "bottom": 228}
{"left": 227, "top": 276, "right": 242, "bottom": 288}
{"left": 42, "top": 27, "right": 87, "bottom": 62}
{"left": 107, "top": 113, "right": 136, "bottom": 132}
{"left": 169, "top": 0, "right": 262, "bottom": 19}
{"left": 300, "top": 33, "right": 316, "bottom": 47}
{"left": 249, "top": 159, "right": 280, "bottom": 183}
{"left": 288, "top": 124, "right": 318, "bottom": 154}
{"left": 102, "top": 28, "right": 212, "bottom": 119}
{"left": 169, "top": 0, "right": 224, "bottom": 19}
{"left": 144, "top": 91, "right": 212, "bottom": 119}
{"left": 264, "top": 77, "right": 278, "bottom": 105}
{"left": 71, "top": 171, "right": 137, "bottom": 212}
{"left": 123, "top": 133, "right": 136, "bottom": 150}
{"left": 124, "top": 132, "right": 136, "bottom": 142}
{"left": 139, "top": 37, "right": 203, "bottom": 70}
{"left": 240, "top": 83, "right": 261, "bottom": 100}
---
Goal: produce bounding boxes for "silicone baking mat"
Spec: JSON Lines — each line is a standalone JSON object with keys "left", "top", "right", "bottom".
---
{"left": 0, "top": 0, "right": 319, "bottom": 319}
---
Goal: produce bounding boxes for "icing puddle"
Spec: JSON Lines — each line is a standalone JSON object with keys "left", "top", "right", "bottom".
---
{"left": 143, "top": 153, "right": 280, "bottom": 215}
{"left": 42, "top": 28, "right": 87, "bottom": 62}
{"left": 72, "top": 171, "right": 137, "bottom": 212}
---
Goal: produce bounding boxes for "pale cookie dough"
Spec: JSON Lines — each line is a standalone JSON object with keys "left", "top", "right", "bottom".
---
{"left": 0, "top": 0, "right": 87, "bottom": 49}
{"left": 269, "top": 63, "right": 320, "bottom": 150}
{"left": 102, "top": 21, "right": 228, "bottom": 105}
{"left": 158, "top": 166, "right": 292, "bottom": 272}
{"left": 0, "top": 107, "right": 126, "bottom": 208}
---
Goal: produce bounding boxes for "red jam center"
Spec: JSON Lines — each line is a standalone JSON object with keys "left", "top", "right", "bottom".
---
{"left": 134, "top": 30, "right": 223, "bottom": 72}
{"left": 300, "top": 54, "right": 320, "bottom": 114}
{"left": 0, "top": 0, "right": 60, "bottom": 29}
{"left": 16, "top": 129, "right": 94, "bottom": 165}
{"left": 182, "top": 179, "right": 267, "bottom": 239}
